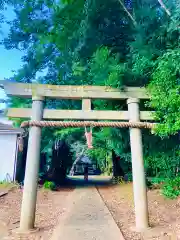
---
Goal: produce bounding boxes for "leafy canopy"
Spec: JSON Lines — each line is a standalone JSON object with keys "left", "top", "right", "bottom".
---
{"left": 0, "top": 0, "right": 179, "bottom": 176}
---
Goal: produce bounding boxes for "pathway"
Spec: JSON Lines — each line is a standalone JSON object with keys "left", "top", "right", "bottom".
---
{"left": 51, "top": 186, "right": 124, "bottom": 240}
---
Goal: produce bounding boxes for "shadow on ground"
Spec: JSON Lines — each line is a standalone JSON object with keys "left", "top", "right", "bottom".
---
{"left": 65, "top": 175, "right": 114, "bottom": 188}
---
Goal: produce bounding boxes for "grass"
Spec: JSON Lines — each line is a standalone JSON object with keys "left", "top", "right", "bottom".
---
{"left": 0, "top": 181, "right": 20, "bottom": 190}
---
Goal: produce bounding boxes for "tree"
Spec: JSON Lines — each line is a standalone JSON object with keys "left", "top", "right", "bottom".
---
{"left": 148, "top": 50, "right": 180, "bottom": 136}
{"left": 0, "top": 0, "right": 179, "bottom": 179}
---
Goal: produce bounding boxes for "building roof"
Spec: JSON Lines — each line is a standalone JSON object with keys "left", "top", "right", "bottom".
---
{"left": 0, "top": 122, "right": 23, "bottom": 134}
{"left": 0, "top": 110, "right": 22, "bottom": 134}
{"left": 78, "top": 155, "right": 92, "bottom": 164}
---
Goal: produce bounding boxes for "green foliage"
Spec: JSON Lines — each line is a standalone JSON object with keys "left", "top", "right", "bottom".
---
{"left": 72, "top": 46, "right": 125, "bottom": 87}
{"left": 87, "top": 47, "right": 124, "bottom": 87}
{"left": 143, "top": 134, "right": 180, "bottom": 178}
{"left": 43, "top": 181, "right": 56, "bottom": 190}
{"left": 55, "top": 128, "right": 83, "bottom": 143}
{"left": 149, "top": 177, "right": 166, "bottom": 189}
{"left": 150, "top": 177, "right": 166, "bottom": 185}
{"left": 148, "top": 50, "right": 180, "bottom": 136}
{"left": 1, "top": 0, "right": 179, "bottom": 179}
{"left": 86, "top": 127, "right": 130, "bottom": 174}
{"left": 126, "top": 172, "right": 133, "bottom": 182}
{"left": 162, "top": 177, "right": 180, "bottom": 199}
{"left": 143, "top": 129, "right": 180, "bottom": 178}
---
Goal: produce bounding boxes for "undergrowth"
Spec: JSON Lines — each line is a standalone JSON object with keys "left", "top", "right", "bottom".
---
{"left": 0, "top": 181, "right": 20, "bottom": 189}
{"left": 43, "top": 181, "right": 56, "bottom": 191}
{"left": 161, "top": 177, "right": 180, "bottom": 199}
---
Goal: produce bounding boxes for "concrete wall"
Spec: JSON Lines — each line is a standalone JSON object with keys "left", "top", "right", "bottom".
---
{"left": 0, "top": 133, "right": 18, "bottom": 182}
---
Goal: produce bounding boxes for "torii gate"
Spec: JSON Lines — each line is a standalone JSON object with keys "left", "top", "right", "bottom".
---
{"left": 1, "top": 81, "right": 155, "bottom": 232}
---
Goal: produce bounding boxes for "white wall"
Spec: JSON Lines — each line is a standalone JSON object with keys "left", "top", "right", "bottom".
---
{"left": 0, "top": 133, "right": 17, "bottom": 182}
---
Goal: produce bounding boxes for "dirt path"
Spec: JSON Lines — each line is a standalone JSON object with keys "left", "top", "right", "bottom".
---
{"left": 0, "top": 186, "right": 74, "bottom": 240}
{"left": 98, "top": 183, "right": 180, "bottom": 240}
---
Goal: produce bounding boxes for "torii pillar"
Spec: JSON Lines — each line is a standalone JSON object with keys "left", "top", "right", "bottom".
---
{"left": 127, "top": 98, "right": 149, "bottom": 230}
{"left": 19, "top": 96, "right": 44, "bottom": 231}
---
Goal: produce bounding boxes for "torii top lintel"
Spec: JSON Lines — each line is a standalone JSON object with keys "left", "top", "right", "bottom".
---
{"left": 0, "top": 81, "right": 150, "bottom": 100}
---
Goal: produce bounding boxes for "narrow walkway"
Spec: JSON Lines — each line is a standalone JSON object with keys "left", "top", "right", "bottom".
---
{"left": 51, "top": 186, "right": 124, "bottom": 240}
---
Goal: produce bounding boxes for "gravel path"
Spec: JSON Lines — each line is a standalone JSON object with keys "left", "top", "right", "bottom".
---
{"left": 98, "top": 183, "right": 180, "bottom": 240}
{"left": 0, "top": 186, "right": 74, "bottom": 240}
{"left": 51, "top": 186, "right": 124, "bottom": 240}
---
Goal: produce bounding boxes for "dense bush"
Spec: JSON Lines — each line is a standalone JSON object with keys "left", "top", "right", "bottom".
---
{"left": 161, "top": 177, "right": 180, "bottom": 199}
{"left": 43, "top": 181, "right": 56, "bottom": 191}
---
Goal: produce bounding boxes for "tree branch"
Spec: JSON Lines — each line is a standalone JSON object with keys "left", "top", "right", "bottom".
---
{"left": 157, "top": 0, "right": 171, "bottom": 16}
{"left": 117, "top": 0, "right": 137, "bottom": 26}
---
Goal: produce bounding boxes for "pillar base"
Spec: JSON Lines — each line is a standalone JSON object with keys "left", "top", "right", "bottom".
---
{"left": 130, "top": 225, "right": 151, "bottom": 233}
{"left": 12, "top": 227, "right": 39, "bottom": 235}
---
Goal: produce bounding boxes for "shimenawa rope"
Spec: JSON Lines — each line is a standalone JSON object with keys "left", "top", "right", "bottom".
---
{"left": 20, "top": 120, "right": 157, "bottom": 129}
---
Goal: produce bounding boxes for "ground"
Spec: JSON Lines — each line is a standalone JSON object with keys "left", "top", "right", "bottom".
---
{"left": 0, "top": 184, "right": 73, "bottom": 240}
{"left": 98, "top": 183, "right": 180, "bottom": 240}
{"left": 0, "top": 178, "right": 180, "bottom": 240}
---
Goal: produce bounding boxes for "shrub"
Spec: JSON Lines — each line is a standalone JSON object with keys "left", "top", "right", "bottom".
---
{"left": 151, "top": 177, "right": 166, "bottom": 185}
{"left": 43, "top": 181, "right": 56, "bottom": 191}
{"left": 112, "top": 176, "right": 124, "bottom": 184}
{"left": 150, "top": 177, "right": 166, "bottom": 189}
{"left": 161, "top": 177, "right": 180, "bottom": 199}
{"left": 125, "top": 172, "right": 133, "bottom": 182}
{"left": 146, "top": 178, "right": 153, "bottom": 189}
